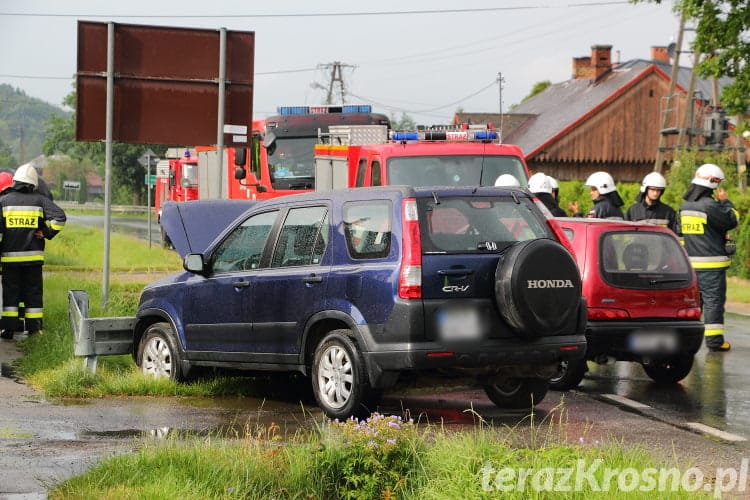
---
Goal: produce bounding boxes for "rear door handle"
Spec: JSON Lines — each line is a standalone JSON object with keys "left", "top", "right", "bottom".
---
{"left": 303, "top": 275, "right": 323, "bottom": 283}
{"left": 232, "top": 281, "right": 251, "bottom": 288}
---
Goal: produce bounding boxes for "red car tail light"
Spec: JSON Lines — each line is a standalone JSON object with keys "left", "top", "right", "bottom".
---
{"left": 677, "top": 307, "right": 702, "bottom": 319}
{"left": 587, "top": 307, "right": 630, "bottom": 320}
{"left": 398, "top": 198, "right": 422, "bottom": 299}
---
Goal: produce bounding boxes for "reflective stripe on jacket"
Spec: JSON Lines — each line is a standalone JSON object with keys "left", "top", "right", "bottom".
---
{"left": 0, "top": 189, "right": 67, "bottom": 266}
{"left": 679, "top": 195, "right": 737, "bottom": 270}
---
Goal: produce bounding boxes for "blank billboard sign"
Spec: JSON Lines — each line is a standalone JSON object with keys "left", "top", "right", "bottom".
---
{"left": 76, "top": 21, "right": 254, "bottom": 145}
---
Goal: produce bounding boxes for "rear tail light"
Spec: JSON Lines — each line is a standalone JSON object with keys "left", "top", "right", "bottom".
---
{"left": 587, "top": 307, "right": 630, "bottom": 320}
{"left": 677, "top": 307, "right": 702, "bottom": 319}
{"left": 398, "top": 198, "right": 422, "bottom": 299}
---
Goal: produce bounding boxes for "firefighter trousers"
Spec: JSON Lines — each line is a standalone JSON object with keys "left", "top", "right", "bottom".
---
{"left": 696, "top": 269, "right": 727, "bottom": 350}
{"left": 1, "top": 265, "right": 44, "bottom": 333}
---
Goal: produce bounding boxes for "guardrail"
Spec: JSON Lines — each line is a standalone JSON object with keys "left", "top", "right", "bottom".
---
{"left": 58, "top": 201, "right": 151, "bottom": 214}
{"left": 68, "top": 290, "right": 136, "bottom": 373}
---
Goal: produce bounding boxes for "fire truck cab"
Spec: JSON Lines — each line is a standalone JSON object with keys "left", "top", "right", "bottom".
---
{"left": 313, "top": 124, "right": 530, "bottom": 191}
{"left": 234, "top": 105, "right": 390, "bottom": 199}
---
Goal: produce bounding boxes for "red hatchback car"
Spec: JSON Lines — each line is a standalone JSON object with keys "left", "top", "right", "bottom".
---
{"left": 548, "top": 218, "right": 704, "bottom": 390}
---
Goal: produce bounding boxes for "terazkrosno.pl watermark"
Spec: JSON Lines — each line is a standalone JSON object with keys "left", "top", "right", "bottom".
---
{"left": 480, "top": 458, "right": 749, "bottom": 498}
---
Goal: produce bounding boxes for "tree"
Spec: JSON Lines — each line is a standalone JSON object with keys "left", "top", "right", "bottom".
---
{"left": 43, "top": 89, "right": 167, "bottom": 205}
{"left": 641, "top": 1, "right": 750, "bottom": 116}
{"left": 0, "top": 137, "right": 16, "bottom": 169}
{"left": 389, "top": 112, "right": 416, "bottom": 130}
{"left": 522, "top": 81, "right": 552, "bottom": 103}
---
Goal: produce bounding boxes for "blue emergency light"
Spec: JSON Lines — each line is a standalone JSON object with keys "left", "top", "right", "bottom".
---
{"left": 391, "top": 132, "right": 420, "bottom": 141}
{"left": 277, "top": 104, "right": 373, "bottom": 115}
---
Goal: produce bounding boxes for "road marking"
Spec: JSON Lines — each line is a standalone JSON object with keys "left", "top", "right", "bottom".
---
{"left": 685, "top": 422, "right": 747, "bottom": 442}
{"left": 602, "top": 393, "right": 652, "bottom": 409}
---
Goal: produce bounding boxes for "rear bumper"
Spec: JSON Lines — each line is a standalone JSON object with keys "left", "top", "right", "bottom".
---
{"left": 585, "top": 320, "right": 704, "bottom": 361}
{"left": 362, "top": 334, "right": 586, "bottom": 386}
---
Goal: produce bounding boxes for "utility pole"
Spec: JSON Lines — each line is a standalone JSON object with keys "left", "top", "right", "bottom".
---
{"left": 497, "top": 72, "right": 505, "bottom": 141}
{"left": 317, "top": 62, "right": 356, "bottom": 105}
{"left": 655, "top": 10, "right": 686, "bottom": 173}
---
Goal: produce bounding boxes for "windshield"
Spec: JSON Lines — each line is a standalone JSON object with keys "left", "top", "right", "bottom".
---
{"left": 418, "top": 196, "right": 549, "bottom": 254}
{"left": 387, "top": 155, "right": 527, "bottom": 188}
{"left": 266, "top": 137, "right": 316, "bottom": 189}
{"left": 181, "top": 164, "right": 199, "bottom": 187}
{"left": 600, "top": 231, "right": 692, "bottom": 289}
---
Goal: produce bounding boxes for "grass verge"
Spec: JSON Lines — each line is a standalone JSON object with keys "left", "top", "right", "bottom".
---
{"left": 50, "top": 411, "right": 709, "bottom": 499}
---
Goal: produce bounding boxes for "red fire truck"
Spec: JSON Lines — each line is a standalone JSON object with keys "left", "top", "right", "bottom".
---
{"left": 313, "top": 124, "right": 530, "bottom": 191}
{"left": 155, "top": 105, "right": 390, "bottom": 214}
{"left": 154, "top": 148, "right": 199, "bottom": 219}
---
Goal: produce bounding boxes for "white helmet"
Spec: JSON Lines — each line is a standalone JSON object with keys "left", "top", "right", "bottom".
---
{"left": 546, "top": 176, "right": 559, "bottom": 191}
{"left": 640, "top": 172, "right": 667, "bottom": 193}
{"left": 494, "top": 174, "right": 521, "bottom": 187}
{"left": 13, "top": 164, "right": 38, "bottom": 187}
{"left": 585, "top": 171, "right": 616, "bottom": 194}
{"left": 692, "top": 163, "right": 725, "bottom": 189}
{"left": 528, "top": 172, "right": 552, "bottom": 193}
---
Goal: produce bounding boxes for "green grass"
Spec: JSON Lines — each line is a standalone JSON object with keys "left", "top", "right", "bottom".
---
{"left": 50, "top": 415, "right": 709, "bottom": 499}
{"left": 727, "top": 277, "right": 750, "bottom": 304}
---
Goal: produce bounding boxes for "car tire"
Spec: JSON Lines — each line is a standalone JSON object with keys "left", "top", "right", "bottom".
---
{"left": 549, "top": 359, "right": 588, "bottom": 390}
{"left": 642, "top": 355, "right": 694, "bottom": 384}
{"left": 494, "top": 239, "right": 582, "bottom": 336}
{"left": 312, "top": 330, "right": 379, "bottom": 420}
{"left": 137, "top": 322, "right": 184, "bottom": 382}
{"left": 483, "top": 377, "right": 550, "bottom": 409}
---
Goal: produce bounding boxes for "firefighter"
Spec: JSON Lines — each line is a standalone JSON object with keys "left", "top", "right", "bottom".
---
{"left": 0, "top": 165, "right": 66, "bottom": 340}
{"left": 625, "top": 171, "right": 679, "bottom": 233}
{"left": 528, "top": 172, "right": 566, "bottom": 216}
{"left": 494, "top": 174, "right": 521, "bottom": 187}
{"left": 547, "top": 175, "right": 560, "bottom": 201}
{"left": 569, "top": 171, "right": 624, "bottom": 219}
{"left": 680, "top": 163, "right": 738, "bottom": 352}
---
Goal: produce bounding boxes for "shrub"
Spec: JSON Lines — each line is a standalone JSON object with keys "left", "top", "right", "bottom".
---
{"left": 314, "top": 413, "right": 424, "bottom": 499}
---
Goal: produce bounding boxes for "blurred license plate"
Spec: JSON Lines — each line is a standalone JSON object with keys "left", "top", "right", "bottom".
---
{"left": 628, "top": 330, "right": 678, "bottom": 354}
{"left": 438, "top": 307, "right": 482, "bottom": 341}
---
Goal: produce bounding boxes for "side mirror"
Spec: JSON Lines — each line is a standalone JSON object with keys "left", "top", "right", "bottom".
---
{"left": 169, "top": 171, "right": 176, "bottom": 187}
{"left": 184, "top": 253, "right": 205, "bottom": 273}
{"left": 234, "top": 166, "right": 247, "bottom": 180}
{"left": 234, "top": 148, "right": 247, "bottom": 167}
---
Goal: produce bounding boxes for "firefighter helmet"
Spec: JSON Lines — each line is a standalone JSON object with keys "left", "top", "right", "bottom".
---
{"left": 585, "top": 171, "right": 617, "bottom": 194}
{"left": 13, "top": 164, "right": 38, "bottom": 187}
{"left": 494, "top": 174, "right": 521, "bottom": 187}
{"left": 0, "top": 172, "right": 13, "bottom": 192}
{"left": 692, "top": 163, "right": 725, "bottom": 189}
{"left": 640, "top": 172, "right": 667, "bottom": 193}
{"left": 528, "top": 172, "right": 552, "bottom": 194}
{"left": 547, "top": 176, "right": 559, "bottom": 191}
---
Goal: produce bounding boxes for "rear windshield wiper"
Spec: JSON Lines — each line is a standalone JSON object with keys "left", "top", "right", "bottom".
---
{"left": 648, "top": 278, "right": 688, "bottom": 284}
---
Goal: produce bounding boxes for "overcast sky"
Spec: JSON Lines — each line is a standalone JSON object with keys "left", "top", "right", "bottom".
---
{"left": 1, "top": 0, "right": 684, "bottom": 125}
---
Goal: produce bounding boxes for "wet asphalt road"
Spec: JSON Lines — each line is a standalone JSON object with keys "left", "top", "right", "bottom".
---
{"left": 1, "top": 314, "right": 750, "bottom": 496}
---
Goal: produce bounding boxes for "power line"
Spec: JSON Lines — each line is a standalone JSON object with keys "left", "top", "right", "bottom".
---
{"left": 0, "top": 3, "right": 631, "bottom": 19}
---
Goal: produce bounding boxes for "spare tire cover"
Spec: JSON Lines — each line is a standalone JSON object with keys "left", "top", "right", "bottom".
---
{"left": 495, "top": 238, "right": 581, "bottom": 336}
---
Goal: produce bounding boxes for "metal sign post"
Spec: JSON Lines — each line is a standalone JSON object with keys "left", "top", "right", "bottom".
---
{"left": 138, "top": 149, "right": 159, "bottom": 247}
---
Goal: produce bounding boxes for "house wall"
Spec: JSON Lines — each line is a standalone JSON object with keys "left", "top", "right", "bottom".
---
{"left": 527, "top": 71, "right": 688, "bottom": 183}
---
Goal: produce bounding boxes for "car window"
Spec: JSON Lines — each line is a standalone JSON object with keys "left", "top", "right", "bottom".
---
{"left": 211, "top": 210, "right": 278, "bottom": 273}
{"left": 271, "top": 206, "right": 329, "bottom": 267}
{"left": 418, "top": 196, "right": 548, "bottom": 253}
{"left": 343, "top": 200, "right": 392, "bottom": 259}
{"left": 600, "top": 231, "right": 692, "bottom": 289}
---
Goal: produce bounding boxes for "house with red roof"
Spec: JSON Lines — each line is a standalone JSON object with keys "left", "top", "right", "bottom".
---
{"left": 456, "top": 45, "right": 745, "bottom": 182}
